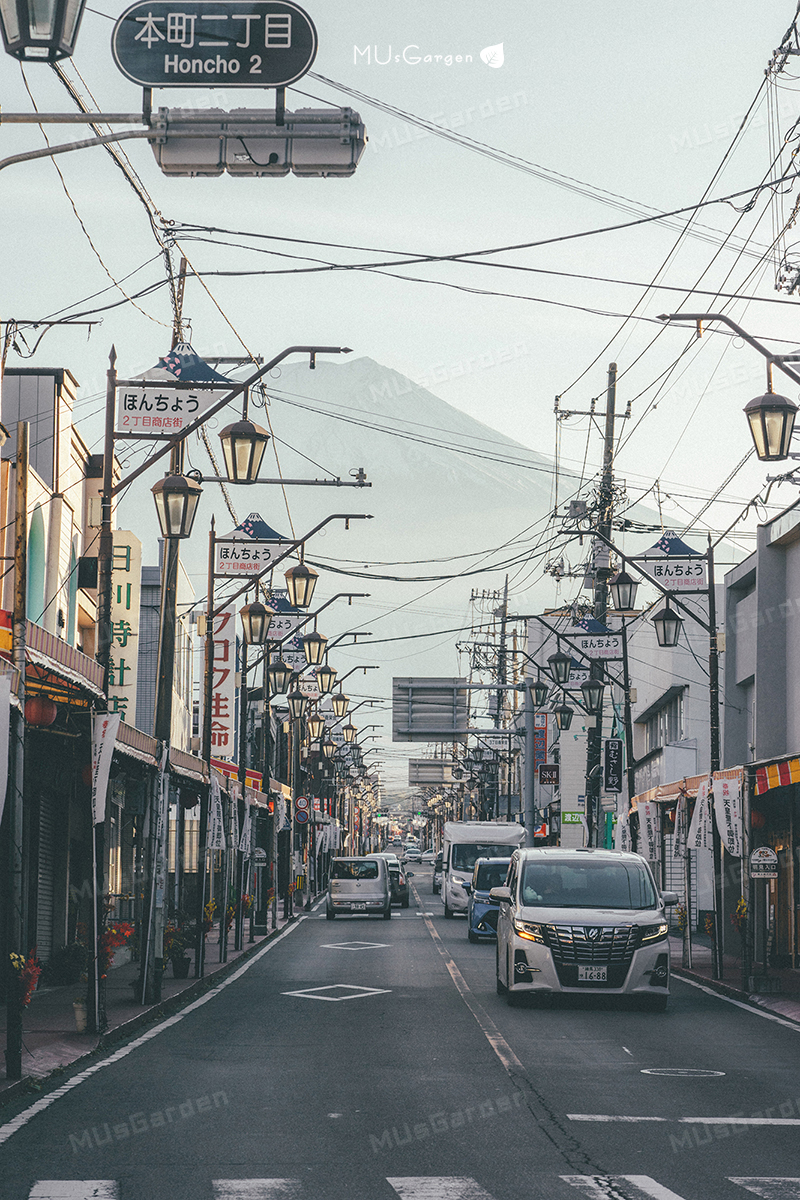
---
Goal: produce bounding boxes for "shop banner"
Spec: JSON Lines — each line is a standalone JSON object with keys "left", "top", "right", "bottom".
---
{"left": 613, "top": 808, "right": 632, "bottom": 852}
{"left": 638, "top": 800, "right": 660, "bottom": 863}
{"left": 239, "top": 804, "right": 252, "bottom": 853}
{"left": 712, "top": 771, "right": 743, "bottom": 858}
{"left": 688, "top": 776, "right": 712, "bottom": 851}
{"left": 208, "top": 776, "right": 225, "bottom": 849}
{"left": 91, "top": 712, "right": 121, "bottom": 825}
{"left": 673, "top": 793, "right": 688, "bottom": 858}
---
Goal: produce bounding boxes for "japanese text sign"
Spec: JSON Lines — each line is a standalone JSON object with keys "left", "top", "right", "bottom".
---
{"left": 116, "top": 383, "right": 230, "bottom": 435}
{"left": 108, "top": 532, "right": 142, "bottom": 723}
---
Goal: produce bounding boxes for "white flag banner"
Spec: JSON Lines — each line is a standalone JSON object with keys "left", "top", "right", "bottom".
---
{"left": 230, "top": 793, "right": 240, "bottom": 849}
{"left": 239, "top": 804, "right": 252, "bottom": 853}
{"left": 712, "top": 771, "right": 743, "bottom": 858}
{"left": 614, "top": 808, "right": 631, "bottom": 852}
{"left": 688, "top": 776, "right": 712, "bottom": 851}
{"left": 673, "top": 793, "right": 688, "bottom": 858}
{"left": 208, "top": 776, "right": 225, "bottom": 850}
{"left": 91, "top": 712, "right": 121, "bottom": 825}
{"left": 0, "top": 676, "right": 11, "bottom": 828}
{"left": 638, "top": 800, "right": 660, "bottom": 863}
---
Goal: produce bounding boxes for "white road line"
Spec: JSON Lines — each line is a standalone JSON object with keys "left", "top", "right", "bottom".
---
{"left": 674, "top": 975, "right": 800, "bottom": 1033}
{"left": 212, "top": 1181, "right": 303, "bottom": 1199}
{"left": 729, "top": 1181, "right": 800, "bottom": 1198}
{"left": 622, "top": 1047, "right": 633, "bottom": 1056}
{"left": 387, "top": 1178, "right": 496, "bottom": 1200}
{"left": 0, "top": 919, "right": 306, "bottom": 1148}
{"left": 561, "top": 1176, "right": 688, "bottom": 1200}
{"left": 681, "top": 1117, "right": 800, "bottom": 1126}
{"left": 567, "top": 1115, "right": 668, "bottom": 1122}
{"left": 29, "top": 1185, "right": 119, "bottom": 1199}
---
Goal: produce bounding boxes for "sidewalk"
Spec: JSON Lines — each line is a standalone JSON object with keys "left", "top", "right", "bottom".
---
{"left": 669, "top": 934, "right": 800, "bottom": 1025}
{"left": 0, "top": 908, "right": 303, "bottom": 1104}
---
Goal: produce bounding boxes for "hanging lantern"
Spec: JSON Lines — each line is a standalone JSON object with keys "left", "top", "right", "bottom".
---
{"left": 553, "top": 703, "right": 574, "bottom": 730}
{"left": 151, "top": 473, "right": 202, "bottom": 539}
{"left": 0, "top": 0, "right": 87, "bottom": 61}
{"left": 307, "top": 713, "right": 325, "bottom": 740}
{"left": 25, "top": 695, "right": 57, "bottom": 726}
{"left": 744, "top": 390, "right": 798, "bottom": 462}
{"left": 652, "top": 600, "right": 683, "bottom": 648}
{"left": 302, "top": 629, "right": 328, "bottom": 666}
{"left": 239, "top": 600, "right": 274, "bottom": 645}
{"left": 322, "top": 739, "right": 337, "bottom": 759}
{"left": 219, "top": 418, "right": 270, "bottom": 482}
{"left": 331, "top": 690, "right": 349, "bottom": 718}
{"left": 284, "top": 561, "right": 319, "bottom": 609}
{"left": 286, "top": 686, "right": 308, "bottom": 721}
{"left": 342, "top": 722, "right": 357, "bottom": 743}
{"left": 529, "top": 679, "right": 549, "bottom": 708}
{"left": 609, "top": 569, "right": 639, "bottom": 611}
{"left": 548, "top": 649, "right": 572, "bottom": 685}
{"left": 267, "top": 658, "right": 294, "bottom": 695}
{"left": 315, "top": 663, "right": 337, "bottom": 694}
{"left": 580, "top": 679, "right": 605, "bottom": 714}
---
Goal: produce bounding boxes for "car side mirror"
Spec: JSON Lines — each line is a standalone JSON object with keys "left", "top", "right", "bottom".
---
{"left": 461, "top": 882, "right": 472, "bottom": 893}
{"left": 406, "top": 871, "right": 414, "bottom": 878}
{"left": 489, "top": 886, "right": 512, "bottom": 903}
{"left": 661, "top": 890, "right": 679, "bottom": 906}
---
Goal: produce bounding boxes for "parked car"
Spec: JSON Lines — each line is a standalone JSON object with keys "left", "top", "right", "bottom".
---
{"left": 326, "top": 856, "right": 392, "bottom": 920}
{"left": 432, "top": 851, "right": 443, "bottom": 894}
{"left": 462, "top": 857, "right": 511, "bottom": 943}
{"left": 493, "top": 848, "right": 678, "bottom": 1009}
{"left": 366, "top": 853, "right": 412, "bottom": 907}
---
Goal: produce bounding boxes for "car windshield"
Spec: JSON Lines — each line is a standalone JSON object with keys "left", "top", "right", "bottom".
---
{"left": 452, "top": 843, "right": 515, "bottom": 871}
{"left": 332, "top": 861, "right": 379, "bottom": 881}
{"left": 519, "top": 860, "right": 657, "bottom": 909}
{"left": 475, "top": 862, "right": 511, "bottom": 891}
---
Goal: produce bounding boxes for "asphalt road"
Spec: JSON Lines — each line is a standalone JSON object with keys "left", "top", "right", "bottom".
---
{"left": 2, "top": 864, "right": 800, "bottom": 1200}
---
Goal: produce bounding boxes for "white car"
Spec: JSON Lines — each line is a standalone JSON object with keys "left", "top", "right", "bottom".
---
{"left": 420, "top": 849, "right": 437, "bottom": 863}
{"left": 404, "top": 846, "right": 422, "bottom": 862}
{"left": 493, "top": 847, "right": 677, "bottom": 1010}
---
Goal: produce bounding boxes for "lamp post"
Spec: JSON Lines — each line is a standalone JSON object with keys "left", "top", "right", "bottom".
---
{"left": 0, "top": 0, "right": 87, "bottom": 60}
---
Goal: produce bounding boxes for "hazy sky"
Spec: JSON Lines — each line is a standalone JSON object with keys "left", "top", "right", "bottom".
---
{"left": 3, "top": 1, "right": 800, "bottom": 794}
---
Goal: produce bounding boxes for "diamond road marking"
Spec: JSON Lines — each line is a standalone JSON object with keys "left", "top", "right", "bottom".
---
{"left": 319, "top": 941, "right": 391, "bottom": 950}
{"left": 281, "top": 984, "right": 391, "bottom": 1001}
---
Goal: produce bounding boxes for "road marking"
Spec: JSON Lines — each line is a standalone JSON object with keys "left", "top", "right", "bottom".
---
{"left": 674, "top": 974, "right": 800, "bottom": 1033}
{"left": 212, "top": 1183, "right": 303, "bottom": 1199}
{"left": 622, "top": 1047, "right": 633, "bottom": 1056}
{"left": 561, "top": 1176, "right": 689, "bottom": 1200}
{"left": 641, "top": 1068, "right": 725, "bottom": 1077}
{"left": 730, "top": 1181, "right": 800, "bottom": 1198}
{"left": 682, "top": 1117, "right": 800, "bottom": 1126}
{"left": 319, "top": 941, "right": 391, "bottom": 950}
{"left": 0, "top": 919, "right": 306, "bottom": 1148}
{"left": 568, "top": 1115, "right": 669, "bottom": 1122}
{"left": 29, "top": 1186, "right": 119, "bottom": 1199}
{"left": 387, "top": 1178, "right": 496, "bottom": 1200}
{"left": 281, "top": 984, "right": 391, "bottom": 1001}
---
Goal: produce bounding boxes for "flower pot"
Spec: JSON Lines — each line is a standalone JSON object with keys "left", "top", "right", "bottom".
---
{"left": 171, "top": 956, "right": 191, "bottom": 979}
{"left": 73, "top": 1000, "right": 88, "bottom": 1033}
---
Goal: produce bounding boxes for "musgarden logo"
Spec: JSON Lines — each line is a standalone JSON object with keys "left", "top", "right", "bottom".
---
{"left": 354, "top": 42, "right": 503, "bottom": 68}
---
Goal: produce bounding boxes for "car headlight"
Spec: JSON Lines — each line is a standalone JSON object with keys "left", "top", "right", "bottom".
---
{"left": 513, "top": 918, "right": 545, "bottom": 943}
{"left": 640, "top": 922, "right": 669, "bottom": 944}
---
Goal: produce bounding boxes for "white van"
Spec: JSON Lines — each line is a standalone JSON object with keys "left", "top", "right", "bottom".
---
{"left": 442, "top": 821, "right": 525, "bottom": 919}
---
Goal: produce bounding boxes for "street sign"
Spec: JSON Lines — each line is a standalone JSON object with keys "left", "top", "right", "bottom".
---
{"left": 561, "top": 812, "right": 583, "bottom": 825}
{"left": 116, "top": 382, "right": 230, "bottom": 435}
{"left": 295, "top": 809, "right": 309, "bottom": 824}
{"left": 539, "top": 763, "right": 560, "bottom": 787}
{"left": 564, "top": 626, "right": 621, "bottom": 659}
{"left": 750, "top": 846, "right": 778, "bottom": 879}
{"left": 295, "top": 795, "right": 309, "bottom": 810}
{"left": 474, "top": 731, "right": 512, "bottom": 752}
{"left": 631, "top": 532, "right": 707, "bottom": 592}
{"left": 604, "top": 737, "right": 623, "bottom": 793}
{"left": 600, "top": 797, "right": 617, "bottom": 812}
{"left": 112, "top": 0, "right": 318, "bottom": 89}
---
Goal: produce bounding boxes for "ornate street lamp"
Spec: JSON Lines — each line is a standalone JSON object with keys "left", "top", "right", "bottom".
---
{"left": 331, "top": 690, "right": 349, "bottom": 718}
{"left": 744, "top": 389, "right": 798, "bottom": 462}
{"left": 302, "top": 629, "right": 328, "bottom": 666}
{"left": 322, "top": 738, "right": 337, "bottom": 759}
{"left": 342, "top": 722, "right": 357, "bottom": 743}
{"left": 286, "top": 686, "right": 308, "bottom": 721}
{"left": 284, "top": 560, "right": 319, "bottom": 609}
{"left": 471, "top": 746, "right": 484, "bottom": 762}
{"left": 0, "top": 0, "right": 86, "bottom": 60}
{"left": 547, "top": 648, "right": 572, "bottom": 685}
{"left": 553, "top": 703, "right": 575, "bottom": 730}
{"left": 528, "top": 679, "right": 549, "bottom": 707}
{"left": 609, "top": 569, "right": 639, "bottom": 611}
{"left": 267, "top": 658, "right": 294, "bottom": 695}
{"left": 151, "top": 473, "right": 202, "bottom": 539}
{"left": 652, "top": 599, "right": 683, "bottom": 648}
{"left": 315, "top": 663, "right": 337, "bottom": 694}
{"left": 307, "top": 713, "right": 325, "bottom": 740}
{"left": 580, "top": 678, "right": 605, "bottom": 713}
{"left": 218, "top": 418, "right": 270, "bottom": 482}
{"left": 239, "top": 600, "right": 274, "bottom": 645}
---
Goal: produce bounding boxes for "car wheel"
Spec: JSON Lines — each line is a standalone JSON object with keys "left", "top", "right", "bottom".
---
{"left": 468, "top": 930, "right": 479, "bottom": 944}
{"left": 383, "top": 908, "right": 392, "bottom": 920}
{"left": 401, "top": 897, "right": 410, "bottom": 908}
{"left": 326, "top": 908, "right": 335, "bottom": 920}
{"left": 444, "top": 903, "right": 453, "bottom": 919}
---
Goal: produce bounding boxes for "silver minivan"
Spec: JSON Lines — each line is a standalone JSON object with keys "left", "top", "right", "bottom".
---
{"left": 493, "top": 847, "right": 678, "bottom": 1010}
{"left": 326, "top": 856, "right": 392, "bottom": 920}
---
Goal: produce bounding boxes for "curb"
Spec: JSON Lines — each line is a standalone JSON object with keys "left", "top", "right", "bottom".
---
{"left": 671, "top": 964, "right": 800, "bottom": 1027}
{"left": 0, "top": 914, "right": 302, "bottom": 1110}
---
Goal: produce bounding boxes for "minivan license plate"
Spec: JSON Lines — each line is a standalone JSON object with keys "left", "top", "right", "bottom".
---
{"left": 578, "top": 965, "right": 607, "bottom": 982}
{"left": 351, "top": 903, "right": 366, "bottom": 910}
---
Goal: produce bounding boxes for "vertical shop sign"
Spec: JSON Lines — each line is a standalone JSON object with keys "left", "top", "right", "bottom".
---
{"left": 210, "top": 607, "right": 237, "bottom": 757}
{"left": 108, "top": 531, "right": 142, "bottom": 722}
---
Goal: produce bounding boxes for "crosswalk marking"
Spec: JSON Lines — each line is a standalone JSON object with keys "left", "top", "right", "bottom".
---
{"left": 730, "top": 1182, "right": 800, "bottom": 1199}
{"left": 212, "top": 1183, "right": 303, "bottom": 1199}
{"left": 29, "top": 1186, "right": 119, "bottom": 1199}
{"left": 561, "top": 1177, "right": 690, "bottom": 1200}
{"left": 387, "top": 1180, "right": 497, "bottom": 1200}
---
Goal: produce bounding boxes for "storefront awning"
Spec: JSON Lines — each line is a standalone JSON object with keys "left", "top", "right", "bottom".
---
{"left": 754, "top": 757, "right": 800, "bottom": 796}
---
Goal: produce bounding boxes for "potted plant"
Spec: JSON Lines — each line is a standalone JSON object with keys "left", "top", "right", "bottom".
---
{"left": 164, "top": 917, "right": 199, "bottom": 978}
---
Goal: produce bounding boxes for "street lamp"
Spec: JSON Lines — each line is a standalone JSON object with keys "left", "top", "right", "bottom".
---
{"left": 267, "top": 658, "right": 294, "bottom": 695}
{"left": 285, "top": 561, "right": 319, "bottom": 608}
{"left": 342, "top": 722, "right": 357, "bottom": 743}
{"left": 528, "top": 679, "right": 549, "bottom": 707}
{"left": 286, "top": 686, "right": 308, "bottom": 721}
{"left": 239, "top": 600, "right": 274, "bottom": 645}
{"left": 553, "top": 702, "right": 575, "bottom": 731}
{"left": 580, "top": 679, "right": 605, "bottom": 713}
{"left": 151, "top": 473, "right": 202, "bottom": 539}
{"left": 331, "top": 690, "right": 349, "bottom": 718}
{"left": 609, "top": 569, "right": 639, "bottom": 612}
{"left": 219, "top": 418, "right": 271, "bottom": 482}
{"left": 652, "top": 599, "right": 684, "bottom": 648}
{"left": 547, "top": 648, "right": 572, "bottom": 685}
{"left": 0, "top": 0, "right": 86, "bottom": 60}
{"left": 322, "top": 738, "right": 337, "bottom": 759}
{"left": 744, "top": 389, "right": 798, "bottom": 462}
{"left": 315, "top": 663, "right": 337, "bottom": 694}
{"left": 471, "top": 746, "right": 484, "bottom": 763}
{"left": 302, "top": 629, "right": 328, "bottom": 666}
{"left": 307, "top": 712, "right": 325, "bottom": 740}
